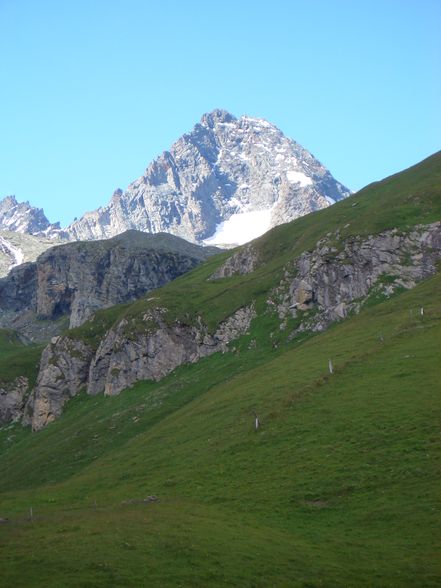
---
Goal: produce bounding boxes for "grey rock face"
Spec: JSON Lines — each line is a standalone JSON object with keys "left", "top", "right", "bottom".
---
{"left": 0, "top": 376, "right": 30, "bottom": 424}
{"left": 24, "top": 337, "right": 94, "bottom": 431}
{"left": 0, "top": 230, "right": 219, "bottom": 336}
{"left": 0, "top": 195, "right": 61, "bottom": 239}
{"left": 273, "top": 222, "right": 441, "bottom": 332}
{"left": 209, "top": 243, "right": 259, "bottom": 279}
{"left": 0, "top": 262, "right": 37, "bottom": 313}
{"left": 86, "top": 304, "right": 255, "bottom": 396}
{"left": 27, "top": 305, "right": 256, "bottom": 429}
{"left": 65, "top": 110, "right": 350, "bottom": 245}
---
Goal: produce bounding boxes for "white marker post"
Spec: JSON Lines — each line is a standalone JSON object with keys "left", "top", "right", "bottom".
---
{"left": 252, "top": 411, "right": 260, "bottom": 431}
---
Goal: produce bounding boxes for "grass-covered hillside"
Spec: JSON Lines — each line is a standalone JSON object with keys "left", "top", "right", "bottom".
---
{"left": 0, "top": 329, "right": 43, "bottom": 386}
{"left": 1, "top": 270, "right": 440, "bottom": 586}
{"left": 0, "top": 152, "right": 440, "bottom": 586}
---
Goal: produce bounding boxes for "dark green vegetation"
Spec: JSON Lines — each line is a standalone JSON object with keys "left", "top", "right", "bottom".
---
{"left": 1, "top": 152, "right": 440, "bottom": 586}
{"left": 0, "top": 329, "right": 43, "bottom": 386}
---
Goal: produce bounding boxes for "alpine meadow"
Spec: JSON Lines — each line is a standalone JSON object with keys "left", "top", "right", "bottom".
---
{"left": 1, "top": 151, "right": 440, "bottom": 586}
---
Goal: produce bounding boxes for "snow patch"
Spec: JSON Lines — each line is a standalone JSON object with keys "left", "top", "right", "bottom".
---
{"left": 286, "top": 171, "right": 313, "bottom": 187}
{"left": 325, "top": 196, "right": 336, "bottom": 205}
{"left": 0, "top": 236, "right": 25, "bottom": 269}
{"left": 203, "top": 208, "right": 273, "bottom": 247}
{"left": 241, "top": 116, "right": 272, "bottom": 128}
{"left": 229, "top": 197, "right": 247, "bottom": 211}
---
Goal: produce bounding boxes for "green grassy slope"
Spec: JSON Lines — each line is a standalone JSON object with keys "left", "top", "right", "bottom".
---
{"left": 1, "top": 272, "right": 440, "bottom": 586}
{"left": 1, "top": 152, "right": 440, "bottom": 586}
{"left": 0, "top": 329, "right": 43, "bottom": 385}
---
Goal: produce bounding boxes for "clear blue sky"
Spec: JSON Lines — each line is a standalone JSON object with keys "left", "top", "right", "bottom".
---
{"left": 1, "top": 0, "right": 440, "bottom": 226}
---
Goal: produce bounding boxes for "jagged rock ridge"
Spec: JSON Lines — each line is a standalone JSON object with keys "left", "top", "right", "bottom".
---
{"left": 66, "top": 109, "right": 350, "bottom": 245}
{"left": 0, "top": 195, "right": 61, "bottom": 239}
{"left": 0, "top": 196, "right": 65, "bottom": 277}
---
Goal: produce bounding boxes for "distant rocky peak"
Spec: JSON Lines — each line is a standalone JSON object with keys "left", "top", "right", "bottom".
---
{"left": 0, "top": 194, "right": 61, "bottom": 238}
{"left": 0, "top": 195, "right": 18, "bottom": 208}
{"left": 110, "top": 189, "right": 123, "bottom": 203}
{"left": 200, "top": 109, "right": 237, "bottom": 128}
{"left": 65, "top": 110, "right": 351, "bottom": 245}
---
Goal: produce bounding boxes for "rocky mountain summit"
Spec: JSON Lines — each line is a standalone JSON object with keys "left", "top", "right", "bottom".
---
{"left": 0, "top": 195, "right": 61, "bottom": 239}
{"left": 0, "top": 110, "right": 350, "bottom": 267}
{"left": 0, "top": 230, "right": 219, "bottom": 341}
{"left": 65, "top": 109, "right": 350, "bottom": 246}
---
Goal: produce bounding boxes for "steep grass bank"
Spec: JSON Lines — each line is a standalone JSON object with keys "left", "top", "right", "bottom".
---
{"left": 1, "top": 273, "right": 440, "bottom": 586}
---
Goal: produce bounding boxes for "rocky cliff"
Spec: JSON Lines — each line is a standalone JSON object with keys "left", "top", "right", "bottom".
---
{"left": 65, "top": 109, "right": 350, "bottom": 246}
{"left": 0, "top": 230, "right": 219, "bottom": 340}
{"left": 26, "top": 305, "right": 256, "bottom": 431}
{"left": 0, "top": 376, "right": 30, "bottom": 425}
{"left": 23, "top": 337, "right": 94, "bottom": 429}
{"left": 271, "top": 222, "right": 441, "bottom": 333}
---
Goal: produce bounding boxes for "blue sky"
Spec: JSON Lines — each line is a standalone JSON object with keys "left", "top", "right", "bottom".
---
{"left": 1, "top": 0, "right": 440, "bottom": 226}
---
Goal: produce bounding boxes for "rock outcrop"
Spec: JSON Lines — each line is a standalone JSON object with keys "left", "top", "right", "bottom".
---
{"left": 0, "top": 376, "right": 30, "bottom": 425}
{"left": 26, "top": 305, "right": 256, "bottom": 430}
{"left": 23, "top": 337, "right": 94, "bottom": 430}
{"left": 272, "top": 222, "right": 441, "bottom": 332}
{"left": 209, "top": 243, "right": 259, "bottom": 279}
{"left": 87, "top": 305, "right": 256, "bottom": 396}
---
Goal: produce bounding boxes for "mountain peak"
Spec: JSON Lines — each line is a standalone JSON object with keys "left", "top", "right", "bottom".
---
{"left": 200, "top": 109, "right": 237, "bottom": 128}
{"left": 66, "top": 111, "right": 351, "bottom": 244}
{"left": 0, "top": 195, "right": 18, "bottom": 209}
{"left": 0, "top": 195, "right": 61, "bottom": 238}
{"left": 111, "top": 189, "right": 123, "bottom": 203}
